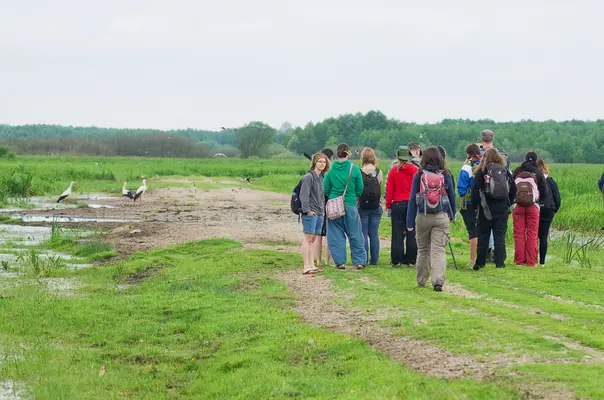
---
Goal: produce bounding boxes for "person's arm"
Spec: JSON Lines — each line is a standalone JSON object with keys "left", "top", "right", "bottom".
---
{"left": 537, "top": 173, "right": 549, "bottom": 205}
{"left": 598, "top": 172, "right": 604, "bottom": 192}
{"left": 445, "top": 173, "right": 456, "bottom": 220}
{"left": 550, "top": 178, "right": 561, "bottom": 213}
{"left": 299, "top": 174, "right": 312, "bottom": 214}
{"left": 471, "top": 170, "right": 484, "bottom": 207}
{"left": 385, "top": 167, "right": 396, "bottom": 210}
{"left": 457, "top": 165, "right": 471, "bottom": 197}
{"left": 323, "top": 171, "right": 332, "bottom": 198}
{"left": 354, "top": 165, "right": 364, "bottom": 197}
{"left": 406, "top": 175, "right": 420, "bottom": 229}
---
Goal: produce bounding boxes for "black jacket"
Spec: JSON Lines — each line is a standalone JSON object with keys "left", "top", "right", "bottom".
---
{"left": 471, "top": 168, "right": 517, "bottom": 216}
{"left": 513, "top": 161, "right": 552, "bottom": 209}
{"left": 540, "top": 176, "right": 561, "bottom": 220}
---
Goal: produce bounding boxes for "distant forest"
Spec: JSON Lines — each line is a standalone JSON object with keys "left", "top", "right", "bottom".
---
{"left": 2, "top": 111, "right": 604, "bottom": 163}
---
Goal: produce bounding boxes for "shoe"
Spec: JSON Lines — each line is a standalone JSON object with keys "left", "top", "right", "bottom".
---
{"left": 496, "top": 264, "right": 506, "bottom": 269}
{"left": 472, "top": 264, "right": 484, "bottom": 271}
{"left": 356, "top": 265, "right": 365, "bottom": 270}
{"left": 417, "top": 283, "right": 425, "bottom": 288}
{"left": 434, "top": 285, "right": 443, "bottom": 292}
{"left": 391, "top": 263, "right": 402, "bottom": 268}
{"left": 336, "top": 264, "right": 346, "bottom": 270}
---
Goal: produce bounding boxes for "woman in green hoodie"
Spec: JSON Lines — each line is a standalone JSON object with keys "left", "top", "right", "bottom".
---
{"left": 324, "top": 143, "right": 367, "bottom": 270}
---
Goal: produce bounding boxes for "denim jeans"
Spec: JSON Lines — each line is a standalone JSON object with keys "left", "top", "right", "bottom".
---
{"left": 327, "top": 205, "right": 367, "bottom": 266}
{"left": 359, "top": 206, "right": 383, "bottom": 265}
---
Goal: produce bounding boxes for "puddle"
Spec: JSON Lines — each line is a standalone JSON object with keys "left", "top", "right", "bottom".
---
{"left": 0, "top": 194, "right": 116, "bottom": 213}
{"left": 10, "top": 215, "right": 136, "bottom": 223}
{"left": 0, "top": 225, "right": 51, "bottom": 246}
{"left": 87, "top": 204, "right": 114, "bottom": 209}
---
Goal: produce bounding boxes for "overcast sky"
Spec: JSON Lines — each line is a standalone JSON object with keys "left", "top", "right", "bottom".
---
{"left": 1, "top": 1, "right": 602, "bottom": 130}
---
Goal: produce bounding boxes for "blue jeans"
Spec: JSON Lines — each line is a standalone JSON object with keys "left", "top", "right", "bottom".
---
{"left": 327, "top": 205, "right": 367, "bottom": 266}
{"left": 359, "top": 206, "right": 383, "bottom": 265}
{"left": 301, "top": 214, "right": 324, "bottom": 235}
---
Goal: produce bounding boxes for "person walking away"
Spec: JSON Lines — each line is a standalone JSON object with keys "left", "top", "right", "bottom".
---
{"left": 299, "top": 153, "right": 330, "bottom": 274}
{"left": 457, "top": 144, "right": 482, "bottom": 266}
{"left": 324, "top": 143, "right": 367, "bottom": 270}
{"left": 406, "top": 147, "right": 456, "bottom": 292}
{"left": 386, "top": 146, "right": 419, "bottom": 267}
{"left": 471, "top": 148, "right": 516, "bottom": 270}
{"left": 408, "top": 141, "right": 423, "bottom": 168}
{"left": 513, "top": 152, "right": 550, "bottom": 266}
{"left": 536, "top": 159, "right": 561, "bottom": 266}
{"left": 358, "top": 148, "right": 383, "bottom": 265}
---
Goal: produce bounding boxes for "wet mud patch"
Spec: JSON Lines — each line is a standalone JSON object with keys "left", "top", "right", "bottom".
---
{"left": 125, "top": 266, "right": 162, "bottom": 285}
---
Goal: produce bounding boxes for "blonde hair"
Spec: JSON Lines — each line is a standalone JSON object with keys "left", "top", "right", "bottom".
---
{"left": 479, "top": 148, "right": 504, "bottom": 171}
{"left": 309, "top": 153, "right": 330, "bottom": 175}
{"left": 360, "top": 147, "right": 377, "bottom": 166}
{"left": 537, "top": 159, "right": 549, "bottom": 175}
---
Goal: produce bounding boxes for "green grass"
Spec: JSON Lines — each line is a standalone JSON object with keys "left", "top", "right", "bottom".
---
{"left": 0, "top": 239, "right": 519, "bottom": 399}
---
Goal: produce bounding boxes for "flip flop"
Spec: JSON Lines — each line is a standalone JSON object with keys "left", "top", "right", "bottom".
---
{"left": 303, "top": 270, "right": 318, "bottom": 275}
{"left": 314, "top": 268, "right": 324, "bottom": 273}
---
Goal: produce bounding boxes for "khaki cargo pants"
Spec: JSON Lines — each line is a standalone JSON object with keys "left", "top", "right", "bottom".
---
{"left": 415, "top": 212, "right": 450, "bottom": 287}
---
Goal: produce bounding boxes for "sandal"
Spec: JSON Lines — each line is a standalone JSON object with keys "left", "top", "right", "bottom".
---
{"left": 314, "top": 268, "right": 324, "bottom": 273}
{"left": 303, "top": 270, "right": 318, "bottom": 275}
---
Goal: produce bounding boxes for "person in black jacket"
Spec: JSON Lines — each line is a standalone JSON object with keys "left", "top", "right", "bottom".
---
{"left": 537, "top": 159, "right": 561, "bottom": 266}
{"left": 512, "top": 152, "right": 551, "bottom": 266}
{"left": 471, "top": 148, "right": 516, "bottom": 270}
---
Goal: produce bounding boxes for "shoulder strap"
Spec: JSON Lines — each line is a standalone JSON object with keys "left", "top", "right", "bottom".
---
{"left": 342, "top": 164, "right": 354, "bottom": 196}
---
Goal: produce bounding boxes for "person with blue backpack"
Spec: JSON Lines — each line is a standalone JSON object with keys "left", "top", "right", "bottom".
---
{"left": 406, "top": 147, "right": 456, "bottom": 292}
{"left": 457, "top": 144, "right": 482, "bottom": 266}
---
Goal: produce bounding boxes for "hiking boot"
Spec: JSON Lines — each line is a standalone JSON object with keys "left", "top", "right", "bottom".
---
{"left": 391, "top": 263, "right": 402, "bottom": 268}
{"left": 496, "top": 264, "right": 506, "bottom": 269}
{"left": 472, "top": 264, "right": 484, "bottom": 271}
{"left": 417, "top": 283, "right": 426, "bottom": 288}
{"left": 433, "top": 285, "right": 443, "bottom": 292}
{"left": 336, "top": 264, "right": 346, "bottom": 270}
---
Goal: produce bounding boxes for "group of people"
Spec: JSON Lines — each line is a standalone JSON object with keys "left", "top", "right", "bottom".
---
{"left": 296, "top": 129, "right": 562, "bottom": 292}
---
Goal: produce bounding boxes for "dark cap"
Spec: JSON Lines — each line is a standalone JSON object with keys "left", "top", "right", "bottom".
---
{"left": 407, "top": 141, "right": 421, "bottom": 150}
{"left": 481, "top": 129, "right": 495, "bottom": 141}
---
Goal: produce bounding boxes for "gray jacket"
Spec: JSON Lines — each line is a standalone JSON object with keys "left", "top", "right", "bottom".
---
{"left": 300, "top": 172, "right": 325, "bottom": 214}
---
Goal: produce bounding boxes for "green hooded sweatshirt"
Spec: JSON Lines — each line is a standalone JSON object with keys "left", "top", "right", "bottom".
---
{"left": 324, "top": 160, "right": 364, "bottom": 206}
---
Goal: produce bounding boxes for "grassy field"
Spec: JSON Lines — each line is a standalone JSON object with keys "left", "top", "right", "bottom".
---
{"left": 1, "top": 155, "right": 604, "bottom": 398}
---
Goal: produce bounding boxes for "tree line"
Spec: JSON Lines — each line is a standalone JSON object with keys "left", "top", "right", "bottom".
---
{"left": 3, "top": 113, "right": 604, "bottom": 162}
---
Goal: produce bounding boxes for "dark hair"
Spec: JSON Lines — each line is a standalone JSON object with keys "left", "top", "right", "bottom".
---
{"left": 466, "top": 143, "right": 480, "bottom": 158}
{"left": 321, "top": 148, "right": 334, "bottom": 160}
{"left": 525, "top": 151, "right": 538, "bottom": 163}
{"left": 336, "top": 143, "right": 351, "bottom": 159}
{"left": 418, "top": 146, "right": 445, "bottom": 174}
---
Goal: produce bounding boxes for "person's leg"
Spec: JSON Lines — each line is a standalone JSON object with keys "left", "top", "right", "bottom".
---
{"left": 359, "top": 211, "right": 370, "bottom": 264}
{"left": 525, "top": 205, "right": 540, "bottom": 266}
{"left": 513, "top": 206, "right": 527, "bottom": 265}
{"left": 461, "top": 209, "right": 478, "bottom": 265}
{"left": 538, "top": 218, "right": 552, "bottom": 265}
{"left": 301, "top": 233, "right": 315, "bottom": 273}
{"left": 493, "top": 212, "right": 509, "bottom": 267}
{"left": 430, "top": 213, "right": 450, "bottom": 289}
{"left": 314, "top": 237, "right": 323, "bottom": 266}
{"left": 475, "top": 209, "right": 492, "bottom": 268}
{"left": 402, "top": 201, "right": 417, "bottom": 265}
{"left": 368, "top": 208, "right": 382, "bottom": 265}
{"left": 415, "top": 214, "right": 432, "bottom": 286}
{"left": 390, "top": 202, "right": 405, "bottom": 265}
{"left": 327, "top": 217, "right": 348, "bottom": 267}
{"left": 343, "top": 205, "right": 367, "bottom": 266}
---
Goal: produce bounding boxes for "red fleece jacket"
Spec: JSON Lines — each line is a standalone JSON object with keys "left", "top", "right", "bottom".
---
{"left": 386, "top": 163, "right": 419, "bottom": 209}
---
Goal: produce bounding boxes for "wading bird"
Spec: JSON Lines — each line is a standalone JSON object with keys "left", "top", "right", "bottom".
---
{"left": 132, "top": 179, "right": 147, "bottom": 207}
{"left": 95, "top": 162, "right": 103, "bottom": 168}
{"left": 57, "top": 181, "right": 75, "bottom": 204}
{"left": 122, "top": 182, "right": 134, "bottom": 200}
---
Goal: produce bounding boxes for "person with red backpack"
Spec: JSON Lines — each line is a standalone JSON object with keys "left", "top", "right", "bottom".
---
{"left": 358, "top": 147, "right": 383, "bottom": 265}
{"left": 471, "top": 148, "right": 516, "bottom": 270}
{"left": 406, "top": 147, "right": 456, "bottom": 292}
{"left": 512, "top": 152, "right": 551, "bottom": 267}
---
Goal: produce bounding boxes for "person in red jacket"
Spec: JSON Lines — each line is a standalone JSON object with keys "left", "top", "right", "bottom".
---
{"left": 386, "top": 146, "right": 419, "bottom": 267}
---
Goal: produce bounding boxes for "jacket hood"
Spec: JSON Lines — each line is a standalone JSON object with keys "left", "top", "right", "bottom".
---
{"left": 519, "top": 160, "right": 539, "bottom": 173}
{"left": 332, "top": 160, "right": 352, "bottom": 171}
{"left": 395, "top": 163, "right": 418, "bottom": 177}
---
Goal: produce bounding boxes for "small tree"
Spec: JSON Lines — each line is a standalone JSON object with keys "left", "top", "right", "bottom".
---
{"left": 235, "top": 122, "right": 276, "bottom": 158}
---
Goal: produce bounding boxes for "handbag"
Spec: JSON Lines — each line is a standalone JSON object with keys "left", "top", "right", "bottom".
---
{"left": 326, "top": 164, "right": 354, "bottom": 220}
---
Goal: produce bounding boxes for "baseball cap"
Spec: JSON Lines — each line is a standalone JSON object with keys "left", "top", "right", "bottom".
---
{"left": 397, "top": 146, "right": 411, "bottom": 161}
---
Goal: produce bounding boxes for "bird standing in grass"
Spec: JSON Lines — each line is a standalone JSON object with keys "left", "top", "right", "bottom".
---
{"left": 95, "top": 162, "right": 103, "bottom": 168}
{"left": 132, "top": 179, "right": 147, "bottom": 207}
{"left": 57, "top": 181, "right": 75, "bottom": 204}
{"left": 122, "top": 182, "right": 134, "bottom": 200}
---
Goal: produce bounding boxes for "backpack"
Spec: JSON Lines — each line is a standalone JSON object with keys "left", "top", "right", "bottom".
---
{"left": 290, "top": 178, "right": 303, "bottom": 215}
{"left": 515, "top": 172, "right": 539, "bottom": 207}
{"left": 416, "top": 170, "right": 449, "bottom": 215}
{"left": 359, "top": 169, "right": 381, "bottom": 210}
{"left": 483, "top": 163, "right": 509, "bottom": 200}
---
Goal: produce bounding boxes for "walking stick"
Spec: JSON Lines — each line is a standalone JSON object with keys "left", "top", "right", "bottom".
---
{"left": 448, "top": 240, "right": 458, "bottom": 270}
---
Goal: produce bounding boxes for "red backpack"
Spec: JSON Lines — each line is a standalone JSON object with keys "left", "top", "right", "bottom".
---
{"left": 417, "top": 170, "right": 448, "bottom": 214}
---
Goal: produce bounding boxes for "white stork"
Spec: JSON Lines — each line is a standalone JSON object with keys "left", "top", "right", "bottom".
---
{"left": 122, "top": 182, "right": 134, "bottom": 200}
{"left": 132, "top": 179, "right": 147, "bottom": 207}
{"left": 57, "top": 181, "right": 75, "bottom": 204}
